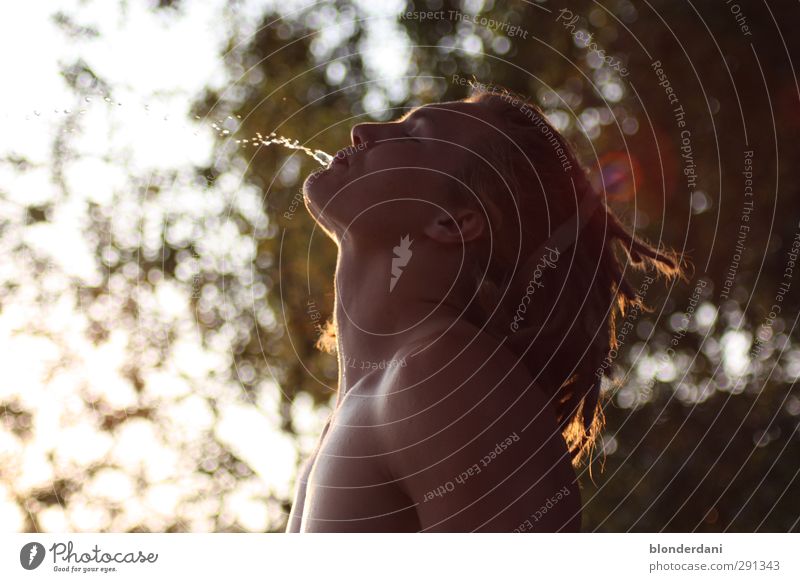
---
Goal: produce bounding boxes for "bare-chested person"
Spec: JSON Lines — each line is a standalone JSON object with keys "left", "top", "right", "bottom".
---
{"left": 286, "top": 89, "right": 681, "bottom": 532}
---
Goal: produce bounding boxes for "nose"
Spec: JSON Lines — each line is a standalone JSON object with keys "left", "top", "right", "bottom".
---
{"left": 351, "top": 123, "right": 379, "bottom": 147}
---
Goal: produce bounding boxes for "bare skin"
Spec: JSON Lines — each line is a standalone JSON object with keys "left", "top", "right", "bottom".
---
{"left": 287, "top": 101, "right": 581, "bottom": 532}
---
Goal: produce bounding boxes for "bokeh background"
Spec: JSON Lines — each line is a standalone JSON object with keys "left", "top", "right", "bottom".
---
{"left": 1, "top": 0, "right": 798, "bottom": 532}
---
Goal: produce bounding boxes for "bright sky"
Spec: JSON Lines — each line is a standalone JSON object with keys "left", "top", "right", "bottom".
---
{"left": 0, "top": 0, "right": 343, "bottom": 532}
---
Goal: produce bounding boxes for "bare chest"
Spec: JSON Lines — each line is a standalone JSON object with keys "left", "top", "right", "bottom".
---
{"left": 300, "top": 399, "right": 419, "bottom": 532}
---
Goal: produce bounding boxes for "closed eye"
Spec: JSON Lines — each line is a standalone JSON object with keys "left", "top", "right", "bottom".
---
{"left": 402, "top": 111, "right": 429, "bottom": 142}
{"left": 405, "top": 125, "right": 425, "bottom": 143}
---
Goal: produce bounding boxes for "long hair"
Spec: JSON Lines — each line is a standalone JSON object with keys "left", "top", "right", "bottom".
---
{"left": 314, "top": 89, "right": 687, "bottom": 467}
{"left": 453, "top": 89, "right": 686, "bottom": 466}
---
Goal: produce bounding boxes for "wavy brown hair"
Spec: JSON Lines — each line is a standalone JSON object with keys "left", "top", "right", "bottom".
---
{"left": 453, "top": 89, "right": 686, "bottom": 466}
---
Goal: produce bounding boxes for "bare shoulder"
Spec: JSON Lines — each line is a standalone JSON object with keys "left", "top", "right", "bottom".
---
{"left": 373, "top": 322, "right": 580, "bottom": 531}
{"left": 380, "top": 320, "right": 557, "bottom": 425}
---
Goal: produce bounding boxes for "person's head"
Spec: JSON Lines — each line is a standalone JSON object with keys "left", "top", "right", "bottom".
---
{"left": 304, "top": 88, "right": 686, "bottom": 466}
{"left": 303, "top": 98, "right": 501, "bottom": 248}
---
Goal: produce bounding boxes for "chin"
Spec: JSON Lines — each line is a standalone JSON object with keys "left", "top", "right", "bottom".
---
{"left": 302, "top": 186, "right": 339, "bottom": 233}
{"left": 303, "top": 170, "right": 331, "bottom": 206}
{"left": 303, "top": 166, "right": 330, "bottom": 193}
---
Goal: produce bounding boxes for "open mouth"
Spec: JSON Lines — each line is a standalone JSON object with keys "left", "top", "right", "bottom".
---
{"left": 329, "top": 143, "right": 368, "bottom": 169}
{"left": 330, "top": 150, "right": 349, "bottom": 167}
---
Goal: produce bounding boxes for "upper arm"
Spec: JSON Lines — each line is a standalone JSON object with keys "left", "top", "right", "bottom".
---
{"left": 381, "top": 334, "right": 580, "bottom": 532}
{"left": 285, "top": 455, "right": 314, "bottom": 533}
{"left": 285, "top": 413, "right": 334, "bottom": 533}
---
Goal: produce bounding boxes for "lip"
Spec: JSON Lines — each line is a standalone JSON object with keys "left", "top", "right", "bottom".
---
{"left": 331, "top": 148, "right": 350, "bottom": 168}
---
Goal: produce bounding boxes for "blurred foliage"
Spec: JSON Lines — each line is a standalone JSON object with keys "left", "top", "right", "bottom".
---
{"left": 2, "top": 0, "right": 798, "bottom": 532}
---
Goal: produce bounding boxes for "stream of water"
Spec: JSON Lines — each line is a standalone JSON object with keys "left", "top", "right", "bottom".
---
{"left": 231, "top": 129, "right": 333, "bottom": 166}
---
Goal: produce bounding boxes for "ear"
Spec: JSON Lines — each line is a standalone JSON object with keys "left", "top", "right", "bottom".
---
{"left": 424, "top": 208, "right": 485, "bottom": 244}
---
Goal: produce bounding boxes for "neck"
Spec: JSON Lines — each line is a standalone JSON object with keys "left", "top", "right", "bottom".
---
{"left": 333, "top": 236, "right": 465, "bottom": 399}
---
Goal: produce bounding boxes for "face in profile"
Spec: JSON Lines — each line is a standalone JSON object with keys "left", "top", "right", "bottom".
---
{"left": 303, "top": 101, "right": 503, "bottom": 245}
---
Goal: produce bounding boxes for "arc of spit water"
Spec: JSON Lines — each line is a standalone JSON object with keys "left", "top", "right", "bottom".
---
{"left": 257, "top": 132, "right": 333, "bottom": 166}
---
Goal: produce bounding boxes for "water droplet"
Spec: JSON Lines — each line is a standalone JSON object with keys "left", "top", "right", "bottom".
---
{"left": 85, "top": 96, "right": 92, "bottom": 102}
{"left": 313, "top": 150, "right": 334, "bottom": 165}
{"left": 104, "top": 96, "right": 112, "bottom": 102}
